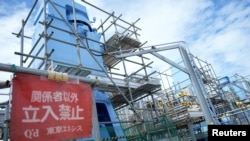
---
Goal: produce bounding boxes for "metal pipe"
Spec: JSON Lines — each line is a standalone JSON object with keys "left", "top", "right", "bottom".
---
{"left": 111, "top": 21, "right": 141, "bottom": 37}
{"left": 38, "top": 49, "right": 54, "bottom": 69}
{"left": 127, "top": 61, "right": 153, "bottom": 79}
{"left": 47, "top": 0, "right": 141, "bottom": 118}
{"left": 121, "top": 18, "right": 140, "bottom": 35}
{"left": 112, "top": 15, "right": 118, "bottom": 33}
{"left": 158, "top": 72, "right": 168, "bottom": 98}
{"left": 231, "top": 82, "right": 250, "bottom": 94}
{"left": 97, "top": 12, "right": 114, "bottom": 30}
{"left": 72, "top": 0, "right": 82, "bottom": 67}
{"left": 120, "top": 46, "right": 134, "bottom": 112}
{"left": 3, "top": 104, "right": 10, "bottom": 141}
{"left": 43, "top": 0, "right": 48, "bottom": 69}
{"left": 24, "top": 31, "right": 44, "bottom": 63}
{"left": 124, "top": 58, "right": 152, "bottom": 68}
{"left": 140, "top": 54, "right": 148, "bottom": 80}
{"left": 12, "top": 32, "right": 32, "bottom": 39}
{"left": 100, "top": 19, "right": 108, "bottom": 53}
{"left": 0, "top": 80, "right": 10, "bottom": 89}
{"left": 102, "top": 14, "right": 122, "bottom": 34}
{"left": 99, "top": 120, "right": 140, "bottom": 124}
{"left": 43, "top": 22, "right": 113, "bottom": 49}
{"left": 178, "top": 46, "right": 217, "bottom": 124}
{"left": 0, "top": 63, "right": 107, "bottom": 86}
{"left": 27, "top": 43, "right": 45, "bottom": 68}
{"left": 81, "top": 0, "right": 141, "bottom": 30}
{"left": 115, "top": 18, "right": 141, "bottom": 37}
{"left": 188, "top": 122, "right": 197, "bottom": 141}
{"left": 16, "top": 52, "right": 105, "bottom": 74}
{"left": 107, "top": 71, "right": 125, "bottom": 77}
{"left": 92, "top": 90, "right": 100, "bottom": 140}
{"left": 151, "top": 52, "right": 189, "bottom": 74}
{"left": 20, "top": 19, "right": 24, "bottom": 67}
{"left": 16, "top": 0, "right": 38, "bottom": 37}
{"left": 0, "top": 93, "right": 9, "bottom": 95}
{"left": 141, "top": 41, "right": 185, "bottom": 50}
{"left": 26, "top": 31, "right": 52, "bottom": 68}
{"left": 115, "top": 44, "right": 180, "bottom": 58}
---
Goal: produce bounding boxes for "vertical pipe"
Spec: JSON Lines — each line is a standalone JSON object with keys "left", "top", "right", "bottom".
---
{"left": 122, "top": 56, "right": 134, "bottom": 106}
{"left": 151, "top": 93, "right": 159, "bottom": 119}
{"left": 133, "top": 25, "right": 138, "bottom": 40}
{"left": 159, "top": 73, "right": 168, "bottom": 98}
{"left": 3, "top": 104, "right": 9, "bottom": 141}
{"left": 118, "top": 36, "right": 134, "bottom": 108}
{"left": 147, "top": 96, "right": 154, "bottom": 121}
{"left": 20, "top": 19, "right": 25, "bottom": 67}
{"left": 187, "top": 122, "right": 197, "bottom": 141}
{"left": 92, "top": 93, "right": 100, "bottom": 140}
{"left": 112, "top": 16, "right": 118, "bottom": 33}
{"left": 100, "top": 20, "right": 107, "bottom": 53}
{"left": 243, "top": 110, "right": 250, "bottom": 124}
{"left": 140, "top": 54, "right": 148, "bottom": 81}
{"left": 43, "top": 0, "right": 48, "bottom": 70}
{"left": 72, "top": 0, "right": 82, "bottom": 66}
{"left": 179, "top": 46, "right": 216, "bottom": 125}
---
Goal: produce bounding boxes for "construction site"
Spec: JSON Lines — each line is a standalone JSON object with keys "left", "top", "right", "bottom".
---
{"left": 0, "top": 0, "right": 250, "bottom": 141}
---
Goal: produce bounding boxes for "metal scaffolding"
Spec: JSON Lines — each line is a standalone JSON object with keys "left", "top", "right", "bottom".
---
{"left": 0, "top": 0, "right": 250, "bottom": 141}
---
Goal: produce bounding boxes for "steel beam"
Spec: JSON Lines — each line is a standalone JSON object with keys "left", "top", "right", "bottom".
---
{"left": 151, "top": 52, "right": 189, "bottom": 74}
{"left": 115, "top": 44, "right": 179, "bottom": 58}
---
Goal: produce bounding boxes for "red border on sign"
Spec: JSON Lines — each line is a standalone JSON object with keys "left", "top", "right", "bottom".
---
{"left": 10, "top": 73, "right": 93, "bottom": 141}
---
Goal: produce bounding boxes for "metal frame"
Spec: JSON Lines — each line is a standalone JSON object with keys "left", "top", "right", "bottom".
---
{"left": 1, "top": 0, "right": 250, "bottom": 141}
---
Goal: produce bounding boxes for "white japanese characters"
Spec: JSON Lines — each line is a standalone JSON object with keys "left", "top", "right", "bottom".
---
{"left": 21, "top": 90, "right": 85, "bottom": 138}
{"left": 31, "top": 90, "right": 79, "bottom": 103}
{"left": 22, "top": 91, "right": 84, "bottom": 123}
{"left": 22, "top": 105, "right": 84, "bottom": 123}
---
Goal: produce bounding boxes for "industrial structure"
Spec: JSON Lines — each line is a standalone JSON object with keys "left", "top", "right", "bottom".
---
{"left": 0, "top": 0, "right": 250, "bottom": 141}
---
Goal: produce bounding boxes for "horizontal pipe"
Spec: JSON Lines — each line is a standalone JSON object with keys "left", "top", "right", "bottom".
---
{"left": 0, "top": 93, "right": 9, "bottom": 95}
{"left": 99, "top": 120, "right": 139, "bottom": 124}
{"left": 81, "top": 0, "right": 141, "bottom": 30}
{"left": 0, "top": 63, "right": 108, "bottom": 86}
{"left": 0, "top": 80, "right": 10, "bottom": 89}
{"left": 15, "top": 51, "right": 105, "bottom": 74}
{"left": 16, "top": 0, "right": 38, "bottom": 37}
{"left": 12, "top": 32, "right": 32, "bottom": 39}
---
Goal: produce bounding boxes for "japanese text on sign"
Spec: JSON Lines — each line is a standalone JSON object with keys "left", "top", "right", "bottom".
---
{"left": 10, "top": 73, "right": 93, "bottom": 141}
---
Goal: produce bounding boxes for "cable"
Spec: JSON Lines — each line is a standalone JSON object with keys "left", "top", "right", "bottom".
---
{"left": 85, "top": 35, "right": 104, "bottom": 56}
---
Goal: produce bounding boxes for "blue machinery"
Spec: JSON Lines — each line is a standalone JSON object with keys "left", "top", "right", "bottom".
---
{"left": 0, "top": 0, "right": 250, "bottom": 141}
{"left": 30, "top": 0, "right": 136, "bottom": 140}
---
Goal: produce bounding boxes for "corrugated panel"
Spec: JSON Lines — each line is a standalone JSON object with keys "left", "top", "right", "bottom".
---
{"left": 54, "top": 65, "right": 91, "bottom": 77}
{"left": 103, "top": 33, "right": 141, "bottom": 68}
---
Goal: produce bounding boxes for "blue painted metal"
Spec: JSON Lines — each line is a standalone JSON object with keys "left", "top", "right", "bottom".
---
{"left": 31, "top": 0, "right": 126, "bottom": 140}
{"left": 219, "top": 76, "right": 247, "bottom": 101}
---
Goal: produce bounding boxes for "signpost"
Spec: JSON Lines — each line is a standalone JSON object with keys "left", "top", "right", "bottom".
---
{"left": 10, "top": 73, "right": 93, "bottom": 141}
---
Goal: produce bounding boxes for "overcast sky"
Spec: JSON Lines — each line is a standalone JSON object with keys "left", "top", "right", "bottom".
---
{"left": 0, "top": 0, "right": 249, "bottom": 102}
